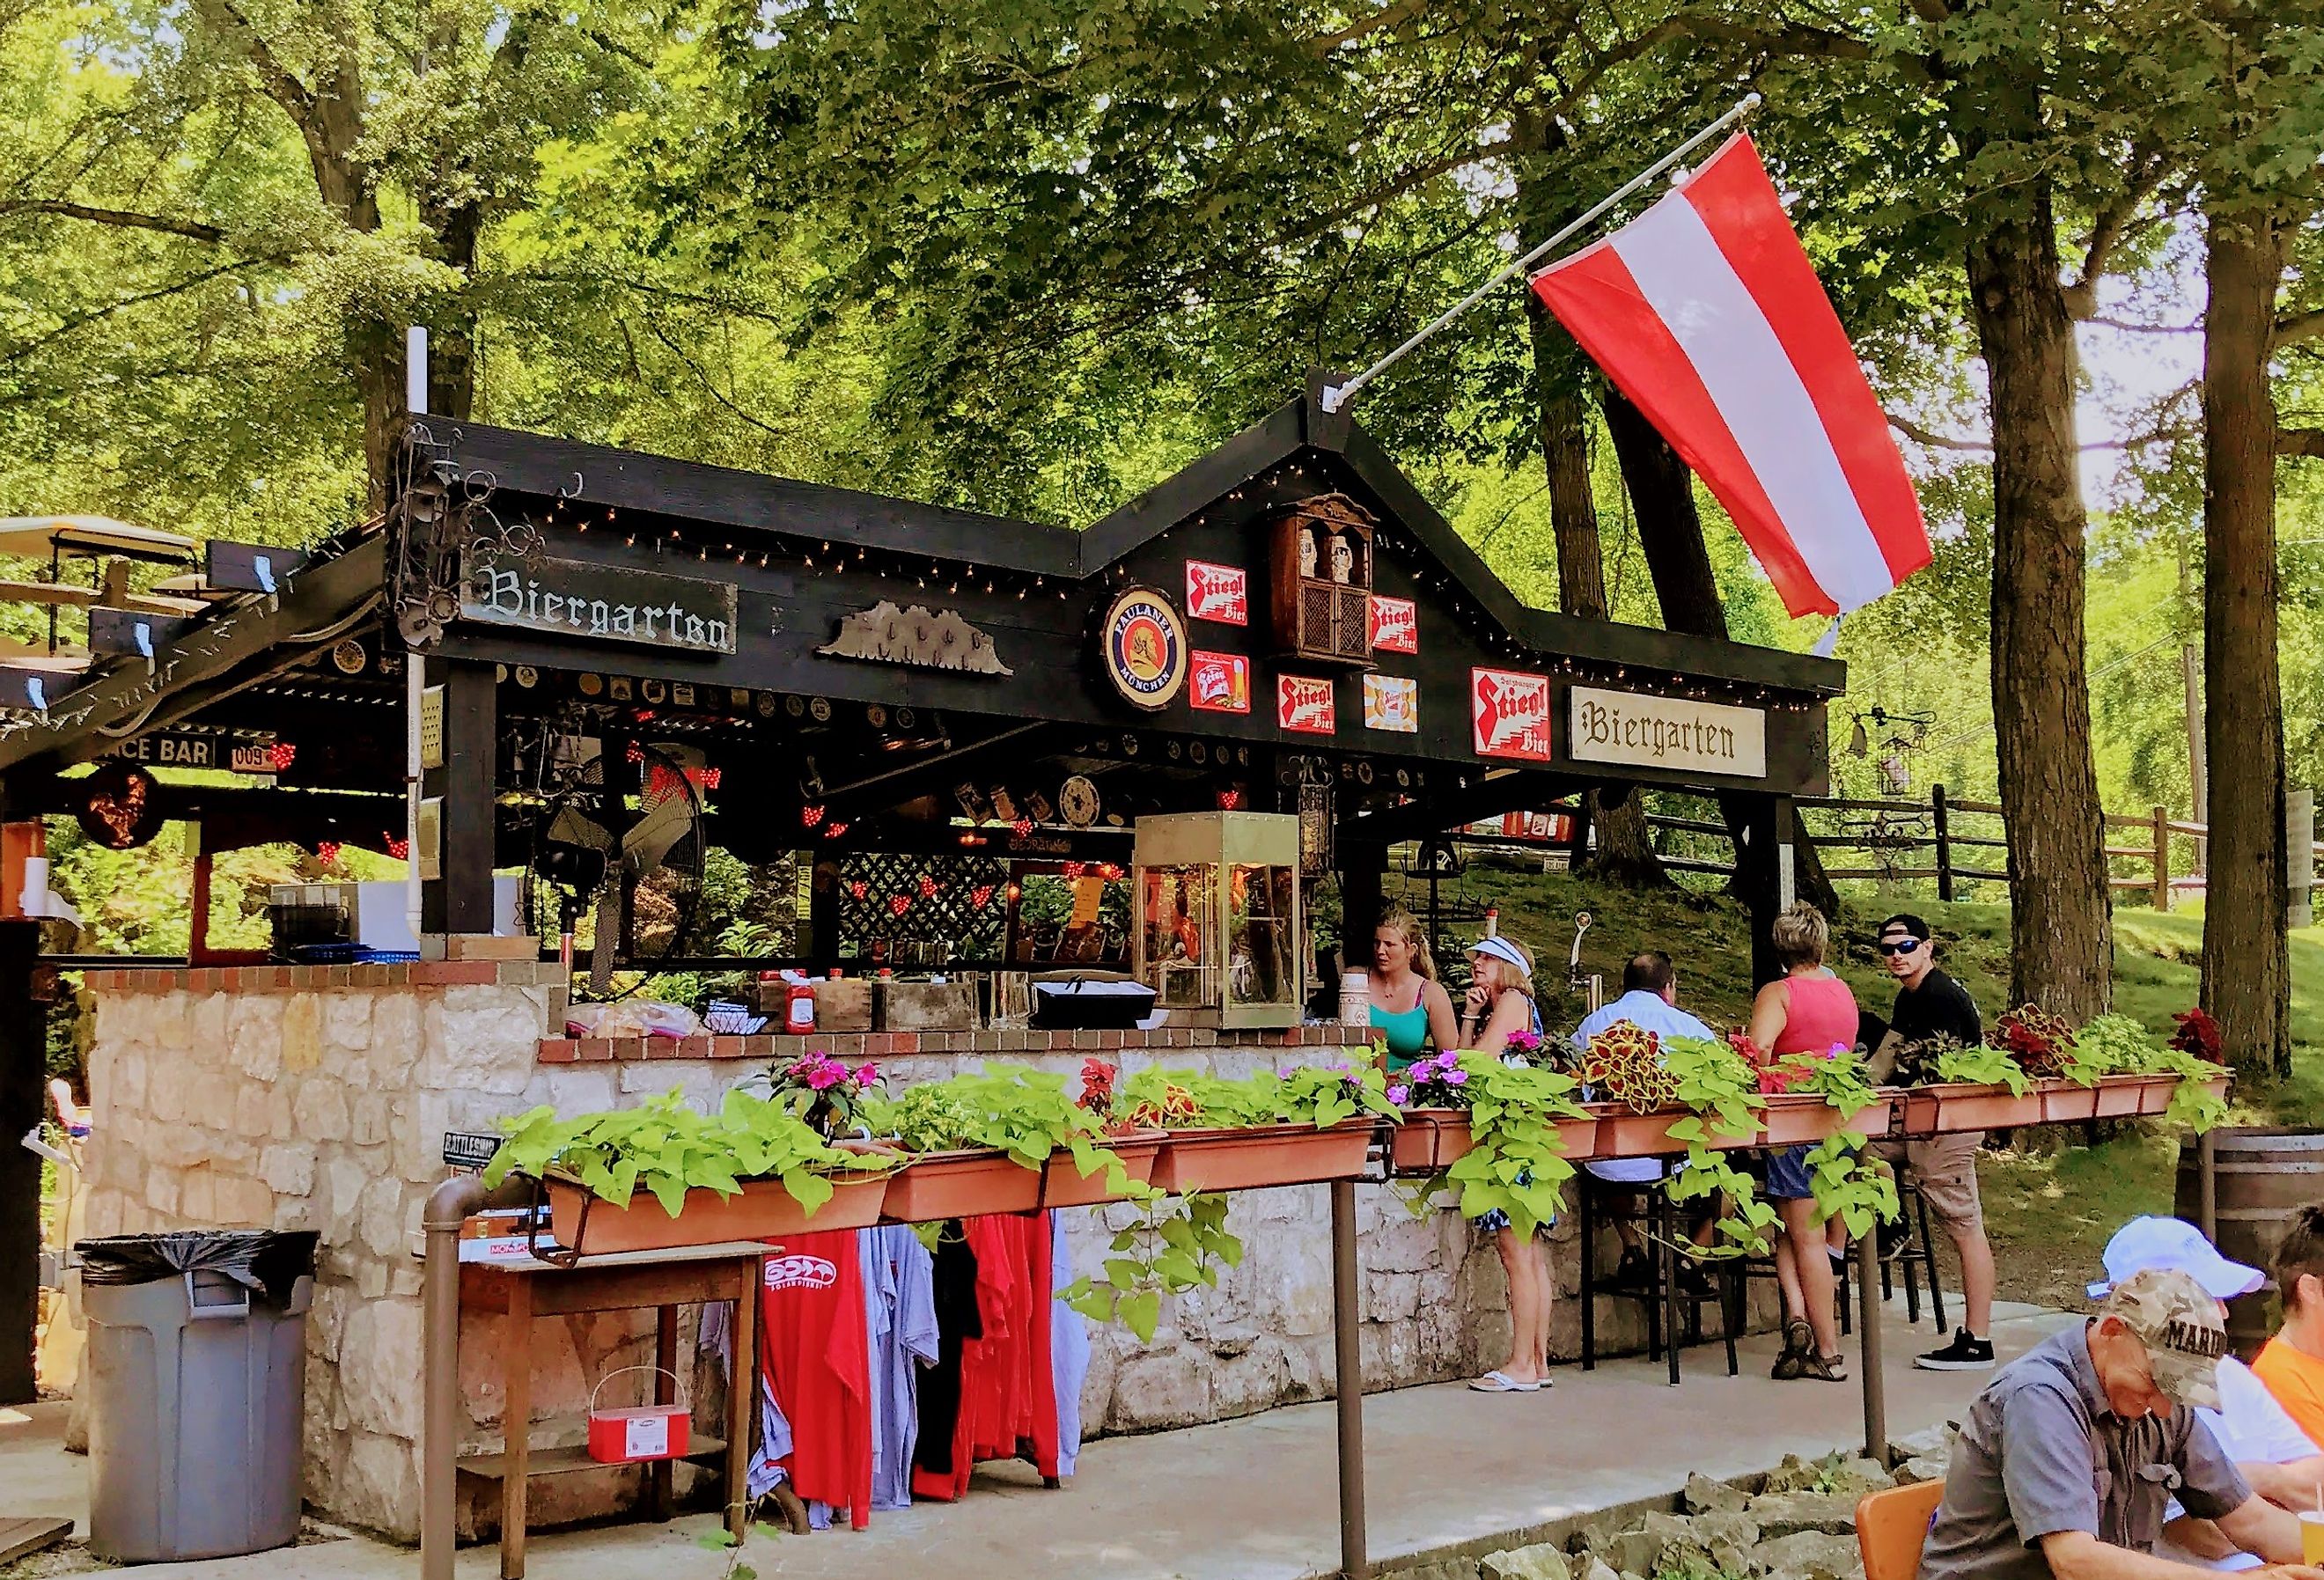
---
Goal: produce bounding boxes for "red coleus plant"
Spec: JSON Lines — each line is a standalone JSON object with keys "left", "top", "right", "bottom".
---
{"left": 1077, "top": 1057, "right": 1118, "bottom": 1118}
{"left": 1992, "top": 1004, "right": 2077, "bottom": 1077}
{"left": 1581, "top": 1021, "right": 1680, "bottom": 1112}
{"left": 2169, "top": 1006, "right": 2224, "bottom": 1064}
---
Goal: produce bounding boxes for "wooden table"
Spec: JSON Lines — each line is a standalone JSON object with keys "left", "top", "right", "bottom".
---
{"left": 458, "top": 1240, "right": 768, "bottom": 1580}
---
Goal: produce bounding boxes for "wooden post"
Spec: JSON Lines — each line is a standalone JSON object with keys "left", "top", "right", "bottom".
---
{"left": 1740, "top": 796, "right": 1792, "bottom": 987}
{"left": 419, "top": 660, "right": 500, "bottom": 937}
{"left": 1932, "top": 784, "right": 1956, "bottom": 904}
{"left": 0, "top": 919, "right": 43, "bottom": 1403}
{"left": 1858, "top": 1231, "right": 1886, "bottom": 1465}
{"left": 188, "top": 835, "right": 214, "bottom": 966}
{"left": 2151, "top": 805, "right": 2171, "bottom": 913}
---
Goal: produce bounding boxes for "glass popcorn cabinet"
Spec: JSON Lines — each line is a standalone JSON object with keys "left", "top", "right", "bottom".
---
{"left": 1131, "top": 812, "right": 1304, "bottom": 1029}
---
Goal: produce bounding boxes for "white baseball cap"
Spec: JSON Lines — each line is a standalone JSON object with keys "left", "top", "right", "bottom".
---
{"left": 1467, "top": 936, "right": 1531, "bottom": 976}
{"left": 2088, "top": 1216, "right": 2265, "bottom": 1301}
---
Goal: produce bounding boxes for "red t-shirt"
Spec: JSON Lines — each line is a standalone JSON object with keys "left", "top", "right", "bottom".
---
{"left": 756, "top": 1230, "right": 872, "bottom": 1529}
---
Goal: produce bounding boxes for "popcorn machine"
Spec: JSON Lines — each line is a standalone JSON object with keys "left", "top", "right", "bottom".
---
{"left": 1131, "top": 812, "right": 1304, "bottom": 1029}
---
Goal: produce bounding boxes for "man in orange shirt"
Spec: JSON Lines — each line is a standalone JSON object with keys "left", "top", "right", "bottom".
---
{"left": 2253, "top": 1205, "right": 2324, "bottom": 1448}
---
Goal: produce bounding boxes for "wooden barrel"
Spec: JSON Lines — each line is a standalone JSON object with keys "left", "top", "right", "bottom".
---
{"left": 2173, "top": 1128, "right": 2324, "bottom": 1360}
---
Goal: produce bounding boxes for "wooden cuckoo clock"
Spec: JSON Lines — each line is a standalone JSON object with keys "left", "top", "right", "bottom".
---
{"left": 1269, "top": 493, "right": 1375, "bottom": 667}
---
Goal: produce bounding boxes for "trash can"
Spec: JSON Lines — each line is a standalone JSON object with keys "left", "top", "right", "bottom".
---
{"left": 76, "top": 1231, "right": 319, "bottom": 1562}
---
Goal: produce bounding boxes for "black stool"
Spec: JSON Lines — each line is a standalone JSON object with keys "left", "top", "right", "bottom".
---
{"left": 1878, "top": 1176, "right": 1949, "bottom": 1331}
{"left": 1578, "top": 1169, "right": 1739, "bottom": 1385}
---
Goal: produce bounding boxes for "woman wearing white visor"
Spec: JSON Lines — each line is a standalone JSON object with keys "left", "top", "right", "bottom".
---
{"left": 1462, "top": 933, "right": 1556, "bottom": 1393}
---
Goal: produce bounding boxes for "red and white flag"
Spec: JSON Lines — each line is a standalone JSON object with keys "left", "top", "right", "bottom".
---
{"left": 1530, "top": 134, "right": 1930, "bottom": 619}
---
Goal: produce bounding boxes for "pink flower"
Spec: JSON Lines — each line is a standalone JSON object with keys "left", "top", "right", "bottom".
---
{"left": 852, "top": 1063, "right": 878, "bottom": 1087}
{"left": 1386, "top": 1085, "right": 1410, "bottom": 1106}
{"left": 1444, "top": 1069, "right": 1469, "bottom": 1086}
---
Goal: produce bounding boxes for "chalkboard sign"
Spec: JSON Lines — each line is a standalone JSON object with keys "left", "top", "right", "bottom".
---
{"left": 459, "top": 549, "right": 738, "bottom": 655}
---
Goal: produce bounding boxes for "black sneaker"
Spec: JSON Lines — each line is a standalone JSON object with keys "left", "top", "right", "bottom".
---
{"left": 1614, "top": 1247, "right": 1653, "bottom": 1289}
{"left": 1914, "top": 1331, "right": 1996, "bottom": 1371}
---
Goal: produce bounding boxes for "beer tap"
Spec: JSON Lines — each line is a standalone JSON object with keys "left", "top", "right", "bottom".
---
{"left": 1569, "top": 911, "right": 1601, "bottom": 1013}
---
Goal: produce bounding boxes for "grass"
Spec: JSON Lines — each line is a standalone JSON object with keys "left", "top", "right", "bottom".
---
{"left": 1382, "top": 858, "right": 2324, "bottom": 1308}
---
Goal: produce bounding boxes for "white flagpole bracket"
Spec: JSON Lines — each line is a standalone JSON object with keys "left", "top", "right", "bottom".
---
{"left": 1318, "top": 93, "right": 1762, "bottom": 416}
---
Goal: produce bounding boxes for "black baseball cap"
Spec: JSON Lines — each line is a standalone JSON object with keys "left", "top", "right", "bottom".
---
{"left": 1879, "top": 914, "right": 1931, "bottom": 942}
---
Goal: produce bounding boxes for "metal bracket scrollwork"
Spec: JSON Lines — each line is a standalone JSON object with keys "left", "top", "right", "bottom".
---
{"left": 387, "top": 423, "right": 542, "bottom": 648}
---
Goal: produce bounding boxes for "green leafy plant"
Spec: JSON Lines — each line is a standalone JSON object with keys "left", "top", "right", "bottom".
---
{"left": 2059, "top": 1013, "right": 2154, "bottom": 1085}
{"left": 860, "top": 1062, "right": 1135, "bottom": 1195}
{"left": 1430, "top": 1053, "right": 1588, "bottom": 1238}
{"left": 2149, "top": 1044, "right": 2231, "bottom": 1131}
{"left": 1933, "top": 1043, "right": 2034, "bottom": 1096}
{"left": 1657, "top": 1035, "right": 1777, "bottom": 1257}
{"left": 482, "top": 1089, "right": 879, "bottom": 1218}
{"left": 1063, "top": 1192, "right": 1244, "bottom": 1342}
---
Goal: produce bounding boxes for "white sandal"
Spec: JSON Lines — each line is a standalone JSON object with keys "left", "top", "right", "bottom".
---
{"left": 1468, "top": 1370, "right": 1542, "bottom": 1393}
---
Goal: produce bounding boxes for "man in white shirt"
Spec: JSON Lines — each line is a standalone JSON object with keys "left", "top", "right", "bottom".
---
{"left": 1572, "top": 952, "right": 1719, "bottom": 1286}
{"left": 2092, "top": 1216, "right": 2324, "bottom": 1569}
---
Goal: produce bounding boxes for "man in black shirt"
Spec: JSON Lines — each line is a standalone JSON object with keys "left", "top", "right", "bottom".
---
{"left": 1878, "top": 912, "right": 1999, "bottom": 1371}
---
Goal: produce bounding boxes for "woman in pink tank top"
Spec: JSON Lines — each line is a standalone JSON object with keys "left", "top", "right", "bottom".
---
{"left": 1746, "top": 902, "right": 1859, "bottom": 1385}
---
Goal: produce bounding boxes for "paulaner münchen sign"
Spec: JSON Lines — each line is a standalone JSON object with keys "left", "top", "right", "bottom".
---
{"left": 460, "top": 552, "right": 739, "bottom": 655}
{"left": 1568, "top": 686, "right": 1767, "bottom": 779}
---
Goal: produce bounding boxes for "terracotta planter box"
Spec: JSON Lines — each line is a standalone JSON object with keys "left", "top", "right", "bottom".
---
{"left": 2130, "top": 1073, "right": 2231, "bottom": 1117}
{"left": 1387, "top": 1110, "right": 1600, "bottom": 1174}
{"left": 1591, "top": 1103, "right": 1748, "bottom": 1157}
{"left": 1760, "top": 1091, "right": 1894, "bottom": 1144}
{"left": 545, "top": 1170, "right": 889, "bottom": 1258}
{"left": 1897, "top": 1082, "right": 2048, "bottom": 1135}
{"left": 1150, "top": 1121, "right": 1378, "bottom": 1194}
{"left": 879, "top": 1133, "right": 1165, "bottom": 1224}
{"left": 2090, "top": 1073, "right": 2170, "bottom": 1118}
{"left": 2040, "top": 1079, "right": 2101, "bottom": 1123}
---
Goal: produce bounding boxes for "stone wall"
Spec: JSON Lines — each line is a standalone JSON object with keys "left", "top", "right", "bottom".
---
{"left": 79, "top": 966, "right": 1739, "bottom": 1544}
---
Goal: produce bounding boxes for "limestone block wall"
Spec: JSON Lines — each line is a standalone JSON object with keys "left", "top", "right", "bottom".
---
{"left": 80, "top": 969, "right": 1746, "bottom": 1544}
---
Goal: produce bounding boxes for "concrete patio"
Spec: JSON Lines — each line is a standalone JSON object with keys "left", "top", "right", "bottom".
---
{"left": 0, "top": 1294, "right": 2071, "bottom": 1580}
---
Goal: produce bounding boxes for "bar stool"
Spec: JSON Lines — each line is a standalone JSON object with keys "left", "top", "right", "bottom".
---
{"left": 1578, "top": 1169, "right": 1739, "bottom": 1384}
{"left": 1878, "top": 1177, "right": 1948, "bottom": 1331}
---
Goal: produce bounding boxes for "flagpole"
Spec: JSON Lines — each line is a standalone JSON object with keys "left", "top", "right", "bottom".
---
{"left": 1318, "top": 93, "right": 1761, "bottom": 415}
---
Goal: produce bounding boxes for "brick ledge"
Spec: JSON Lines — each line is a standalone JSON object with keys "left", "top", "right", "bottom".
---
{"left": 539, "top": 1023, "right": 1364, "bottom": 1063}
{"left": 82, "top": 961, "right": 568, "bottom": 994}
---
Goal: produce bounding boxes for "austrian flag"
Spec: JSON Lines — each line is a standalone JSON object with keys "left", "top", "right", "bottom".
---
{"left": 1530, "top": 135, "right": 1931, "bottom": 618}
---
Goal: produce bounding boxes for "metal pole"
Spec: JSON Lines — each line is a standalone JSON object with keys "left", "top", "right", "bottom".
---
{"left": 1320, "top": 96, "right": 1761, "bottom": 414}
{"left": 2199, "top": 1131, "right": 2219, "bottom": 1245}
{"left": 1331, "top": 1179, "right": 1368, "bottom": 1580}
{"left": 423, "top": 1172, "right": 518, "bottom": 1580}
{"left": 1858, "top": 1231, "right": 1886, "bottom": 1465}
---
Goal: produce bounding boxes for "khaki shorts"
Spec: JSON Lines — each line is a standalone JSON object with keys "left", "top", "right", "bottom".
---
{"left": 1871, "top": 1130, "right": 1984, "bottom": 1230}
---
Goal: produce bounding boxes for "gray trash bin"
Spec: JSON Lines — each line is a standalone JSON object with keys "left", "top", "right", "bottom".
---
{"left": 77, "top": 1231, "right": 318, "bottom": 1562}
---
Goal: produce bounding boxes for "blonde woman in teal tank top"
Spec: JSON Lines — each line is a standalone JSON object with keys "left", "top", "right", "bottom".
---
{"left": 1364, "top": 909, "right": 1459, "bottom": 1073}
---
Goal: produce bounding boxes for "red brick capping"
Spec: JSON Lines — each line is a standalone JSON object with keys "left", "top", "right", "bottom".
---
{"left": 535, "top": 1023, "right": 1363, "bottom": 1064}
{"left": 79, "top": 961, "right": 570, "bottom": 994}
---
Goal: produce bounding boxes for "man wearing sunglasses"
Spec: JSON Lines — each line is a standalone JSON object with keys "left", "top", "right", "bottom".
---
{"left": 1876, "top": 912, "right": 1999, "bottom": 1371}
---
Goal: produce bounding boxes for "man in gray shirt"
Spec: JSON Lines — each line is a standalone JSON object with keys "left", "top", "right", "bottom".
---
{"left": 1922, "top": 1268, "right": 2324, "bottom": 1580}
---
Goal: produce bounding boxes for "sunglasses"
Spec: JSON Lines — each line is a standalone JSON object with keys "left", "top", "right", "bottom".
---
{"left": 1875, "top": 938, "right": 1924, "bottom": 957}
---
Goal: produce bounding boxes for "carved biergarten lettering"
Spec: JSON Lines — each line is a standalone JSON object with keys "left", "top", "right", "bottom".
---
{"left": 460, "top": 552, "right": 738, "bottom": 654}
{"left": 819, "top": 600, "right": 1013, "bottom": 675}
{"left": 1567, "top": 686, "right": 1768, "bottom": 779}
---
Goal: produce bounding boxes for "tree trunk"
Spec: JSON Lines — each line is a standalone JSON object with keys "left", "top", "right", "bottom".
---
{"left": 2198, "top": 202, "right": 2291, "bottom": 1078}
{"left": 1960, "top": 122, "right": 2113, "bottom": 1018}
{"left": 1600, "top": 388, "right": 1842, "bottom": 915}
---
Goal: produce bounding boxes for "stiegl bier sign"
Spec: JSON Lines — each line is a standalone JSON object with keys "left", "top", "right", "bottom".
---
{"left": 1567, "top": 686, "right": 1766, "bottom": 779}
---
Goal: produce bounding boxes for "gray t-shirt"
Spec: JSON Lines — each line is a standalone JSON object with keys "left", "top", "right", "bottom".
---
{"left": 1921, "top": 1324, "right": 2253, "bottom": 1580}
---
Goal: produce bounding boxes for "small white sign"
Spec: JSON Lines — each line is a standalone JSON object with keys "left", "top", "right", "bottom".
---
{"left": 625, "top": 1414, "right": 671, "bottom": 1459}
{"left": 1568, "top": 687, "right": 1766, "bottom": 779}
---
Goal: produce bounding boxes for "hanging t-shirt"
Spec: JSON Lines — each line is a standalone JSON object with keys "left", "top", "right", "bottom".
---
{"left": 1050, "top": 1209, "right": 1091, "bottom": 1478}
{"left": 912, "top": 1223, "right": 985, "bottom": 1503}
{"left": 2253, "top": 1335, "right": 2324, "bottom": 1451}
{"left": 858, "top": 1224, "right": 940, "bottom": 1510}
{"left": 960, "top": 1213, "right": 1063, "bottom": 1481}
{"left": 757, "top": 1230, "right": 873, "bottom": 1530}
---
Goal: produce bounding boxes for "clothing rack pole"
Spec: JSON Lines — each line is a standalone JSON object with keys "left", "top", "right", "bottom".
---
{"left": 1331, "top": 1179, "right": 1369, "bottom": 1580}
{"left": 1857, "top": 1232, "right": 1887, "bottom": 1464}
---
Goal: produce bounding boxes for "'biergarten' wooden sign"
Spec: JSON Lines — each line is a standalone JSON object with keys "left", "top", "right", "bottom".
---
{"left": 459, "top": 551, "right": 738, "bottom": 654}
{"left": 1567, "top": 687, "right": 1767, "bottom": 779}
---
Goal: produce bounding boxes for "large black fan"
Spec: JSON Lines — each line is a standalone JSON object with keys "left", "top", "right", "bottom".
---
{"left": 524, "top": 734, "right": 707, "bottom": 995}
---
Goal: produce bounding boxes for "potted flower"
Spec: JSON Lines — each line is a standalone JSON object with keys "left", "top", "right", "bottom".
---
{"left": 870, "top": 1063, "right": 1164, "bottom": 1222}
{"left": 1897, "top": 1040, "right": 2043, "bottom": 1133}
{"left": 482, "top": 1088, "right": 894, "bottom": 1257}
{"left": 765, "top": 1049, "right": 884, "bottom": 1138}
{"left": 1386, "top": 1048, "right": 1598, "bottom": 1172}
{"left": 1145, "top": 1062, "right": 1393, "bottom": 1194}
{"left": 2158, "top": 1009, "right": 2232, "bottom": 1124}
{"left": 1580, "top": 1023, "right": 1700, "bottom": 1157}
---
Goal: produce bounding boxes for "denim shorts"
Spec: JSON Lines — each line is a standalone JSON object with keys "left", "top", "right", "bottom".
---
{"left": 1761, "top": 1144, "right": 1815, "bottom": 1202}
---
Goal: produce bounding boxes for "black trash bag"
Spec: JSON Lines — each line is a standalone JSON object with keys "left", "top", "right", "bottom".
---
{"left": 76, "top": 1231, "right": 320, "bottom": 1307}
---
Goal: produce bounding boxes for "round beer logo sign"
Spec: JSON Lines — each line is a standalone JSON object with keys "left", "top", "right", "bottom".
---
{"left": 1100, "top": 586, "right": 1188, "bottom": 710}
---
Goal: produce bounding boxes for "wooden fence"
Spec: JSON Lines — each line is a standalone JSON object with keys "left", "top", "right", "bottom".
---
{"left": 1448, "top": 787, "right": 2318, "bottom": 914}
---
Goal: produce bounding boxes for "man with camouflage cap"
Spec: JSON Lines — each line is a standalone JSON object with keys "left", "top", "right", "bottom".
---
{"left": 1921, "top": 1268, "right": 2324, "bottom": 1580}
